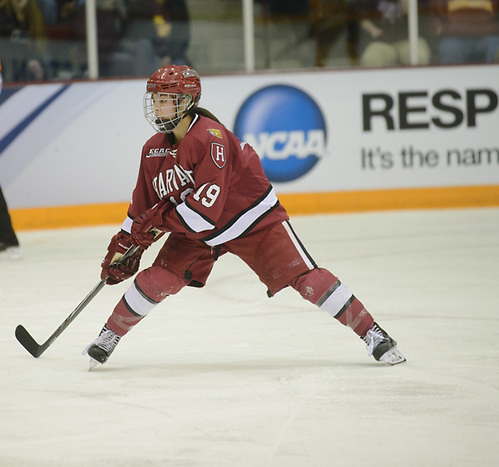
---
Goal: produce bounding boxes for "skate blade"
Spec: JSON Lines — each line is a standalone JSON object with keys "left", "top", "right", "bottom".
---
{"left": 88, "top": 358, "right": 101, "bottom": 371}
{"left": 380, "top": 347, "right": 406, "bottom": 365}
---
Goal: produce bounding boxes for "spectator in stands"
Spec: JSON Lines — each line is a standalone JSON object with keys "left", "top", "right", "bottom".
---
{"left": 123, "top": 0, "right": 192, "bottom": 76}
{"left": 34, "top": 1, "right": 84, "bottom": 79}
{"left": 310, "top": 0, "right": 359, "bottom": 67}
{"left": 429, "top": 0, "right": 499, "bottom": 63}
{"left": 263, "top": 0, "right": 312, "bottom": 60}
{"left": 0, "top": 0, "right": 48, "bottom": 81}
{"left": 37, "top": 0, "right": 58, "bottom": 24}
{"left": 72, "top": 0, "right": 128, "bottom": 77}
{"left": 355, "top": 0, "right": 431, "bottom": 66}
{"left": 37, "top": 0, "right": 81, "bottom": 24}
{"left": 0, "top": 58, "right": 21, "bottom": 260}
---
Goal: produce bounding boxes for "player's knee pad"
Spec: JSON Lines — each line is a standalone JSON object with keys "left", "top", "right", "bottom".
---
{"left": 291, "top": 268, "right": 373, "bottom": 335}
{"left": 291, "top": 268, "right": 340, "bottom": 305}
{"left": 108, "top": 267, "right": 186, "bottom": 334}
{"left": 134, "top": 266, "right": 186, "bottom": 305}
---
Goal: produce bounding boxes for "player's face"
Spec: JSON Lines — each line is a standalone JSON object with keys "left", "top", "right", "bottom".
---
{"left": 144, "top": 91, "right": 193, "bottom": 133}
{"left": 153, "top": 93, "right": 178, "bottom": 120}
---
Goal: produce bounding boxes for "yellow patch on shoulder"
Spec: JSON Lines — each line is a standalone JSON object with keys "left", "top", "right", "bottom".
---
{"left": 207, "top": 129, "right": 223, "bottom": 139}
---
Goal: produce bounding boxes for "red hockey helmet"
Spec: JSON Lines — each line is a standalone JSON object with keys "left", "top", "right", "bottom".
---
{"left": 144, "top": 65, "right": 202, "bottom": 133}
{"left": 146, "top": 65, "right": 201, "bottom": 103}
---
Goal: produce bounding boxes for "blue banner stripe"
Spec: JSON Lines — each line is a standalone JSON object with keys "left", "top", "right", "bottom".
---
{"left": 0, "top": 84, "right": 70, "bottom": 157}
{"left": 0, "top": 86, "right": 21, "bottom": 106}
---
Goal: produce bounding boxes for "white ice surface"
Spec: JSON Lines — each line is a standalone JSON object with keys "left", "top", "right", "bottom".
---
{"left": 1, "top": 209, "right": 498, "bottom": 466}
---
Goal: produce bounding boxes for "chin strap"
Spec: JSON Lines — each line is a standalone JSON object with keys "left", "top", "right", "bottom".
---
{"left": 157, "top": 116, "right": 182, "bottom": 133}
{"left": 157, "top": 95, "right": 194, "bottom": 133}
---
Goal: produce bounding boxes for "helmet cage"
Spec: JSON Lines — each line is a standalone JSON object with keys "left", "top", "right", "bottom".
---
{"left": 144, "top": 92, "right": 194, "bottom": 134}
{"left": 144, "top": 65, "right": 201, "bottom": 133}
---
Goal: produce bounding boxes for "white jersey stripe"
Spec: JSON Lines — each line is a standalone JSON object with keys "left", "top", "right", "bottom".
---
{"left": 121, "top": 215, "right": 133, "bottom": 234}
{"left": 282, "top": 221, "right": 315, "bottom": 270}
{"left": 203, "top": 188, "right": 279, "bottom": 247}
{"left": 176, "top": 201, "right": 215, "bottom": 233}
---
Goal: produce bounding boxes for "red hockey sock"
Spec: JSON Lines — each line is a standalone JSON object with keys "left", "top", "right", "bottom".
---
{"left": 333, "top": 295, "right": 374, "bottom": 337}
{"left": 107, "top": 298, "right": 144, "bottom": 337}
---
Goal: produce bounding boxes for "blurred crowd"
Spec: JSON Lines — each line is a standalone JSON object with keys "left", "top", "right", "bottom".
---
{"left": 0, "top": 0, "right": 191, "bottom": 82}
{"left": 309, "top": 0, "right": 499, "bottom": 67}
{"left": 0, "top": 0, "right": 498, "bottom": 83}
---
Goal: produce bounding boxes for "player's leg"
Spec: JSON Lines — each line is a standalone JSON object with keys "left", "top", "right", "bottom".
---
{"left": 231, "top": 220, "right": 405, "bottom": 365}
{"left": 0, "top": 185, "right": 21, "bottom": 260}
{"left": 83, "top": 266, "right": 187, "bottom": 366}
{"left": 290, "top": 268, "right": 373, "bottom": 336}
{"left": 281, "top": 221, "right": 405, "bottom": 365}
{"left": 290, "top": 268, "right": 405, "bottom": 364}
{"left": 84, "top": 234, "right": 217, "bottom": 366}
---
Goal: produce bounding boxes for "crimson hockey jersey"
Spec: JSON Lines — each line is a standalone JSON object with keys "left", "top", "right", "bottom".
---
{"left": 121, "top": 114, "right": 289, "bottom": 246}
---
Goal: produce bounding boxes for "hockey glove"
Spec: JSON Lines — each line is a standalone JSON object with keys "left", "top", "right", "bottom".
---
{"left": 101, "top": 231, "right": 143, "bottom": 285}
{"left": 130, "top": 203, "right": 168, "bottom": 249}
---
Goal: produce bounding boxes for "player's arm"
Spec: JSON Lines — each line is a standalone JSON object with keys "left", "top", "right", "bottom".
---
{"left": 101, "top": 146, "right": 159, "bottom": 281}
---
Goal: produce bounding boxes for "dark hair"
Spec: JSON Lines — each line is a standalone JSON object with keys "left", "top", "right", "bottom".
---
{"left": 193, "top": 107, "right": 222, "bottom": 124}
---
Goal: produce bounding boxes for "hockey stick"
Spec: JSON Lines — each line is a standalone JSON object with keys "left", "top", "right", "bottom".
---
{"left": 15, "top": 245, "right": 141, "bottom": 358}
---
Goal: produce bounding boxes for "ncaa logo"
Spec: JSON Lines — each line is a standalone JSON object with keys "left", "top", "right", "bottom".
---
{"left": 234, "top": 84, "right": 327, "bottom": 182}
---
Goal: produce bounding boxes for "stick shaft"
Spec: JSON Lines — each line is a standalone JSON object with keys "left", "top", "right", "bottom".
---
{"left": 15, "top": 245, "right": 140, "bottom": 358}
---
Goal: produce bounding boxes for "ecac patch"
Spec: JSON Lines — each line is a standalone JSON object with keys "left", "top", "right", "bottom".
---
{"left": 233, "top": 84, "right": 327, "bottom": 182}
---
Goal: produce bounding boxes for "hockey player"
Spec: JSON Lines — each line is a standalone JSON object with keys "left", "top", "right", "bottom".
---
{"left": 84, "top": 65, "right": 406, "bottom": 368}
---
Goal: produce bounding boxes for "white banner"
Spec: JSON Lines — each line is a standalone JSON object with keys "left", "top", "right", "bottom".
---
{"left": 1, "top": 65, "right": 498, "bottom": 209}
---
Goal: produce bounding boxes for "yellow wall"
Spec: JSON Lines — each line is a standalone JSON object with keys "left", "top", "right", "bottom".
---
{"left": 10, "top": 185, "right": 499, "bottom": 231}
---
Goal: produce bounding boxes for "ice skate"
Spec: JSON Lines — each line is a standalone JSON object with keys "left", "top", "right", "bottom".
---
{"left": 362, "top": 322, "right": 406, "bottom": 365}
{"left": 83, "top": 325, "right": 121, "bottom": 369}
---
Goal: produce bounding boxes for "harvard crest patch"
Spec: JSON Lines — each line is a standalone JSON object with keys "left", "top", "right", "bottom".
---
{"left": 211, "top": 142, "right": 226, "bottom": 168}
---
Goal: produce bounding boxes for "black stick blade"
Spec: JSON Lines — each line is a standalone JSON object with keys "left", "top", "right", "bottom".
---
{"left": 15, "top": 325, "right": 45, "bottom": 358}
